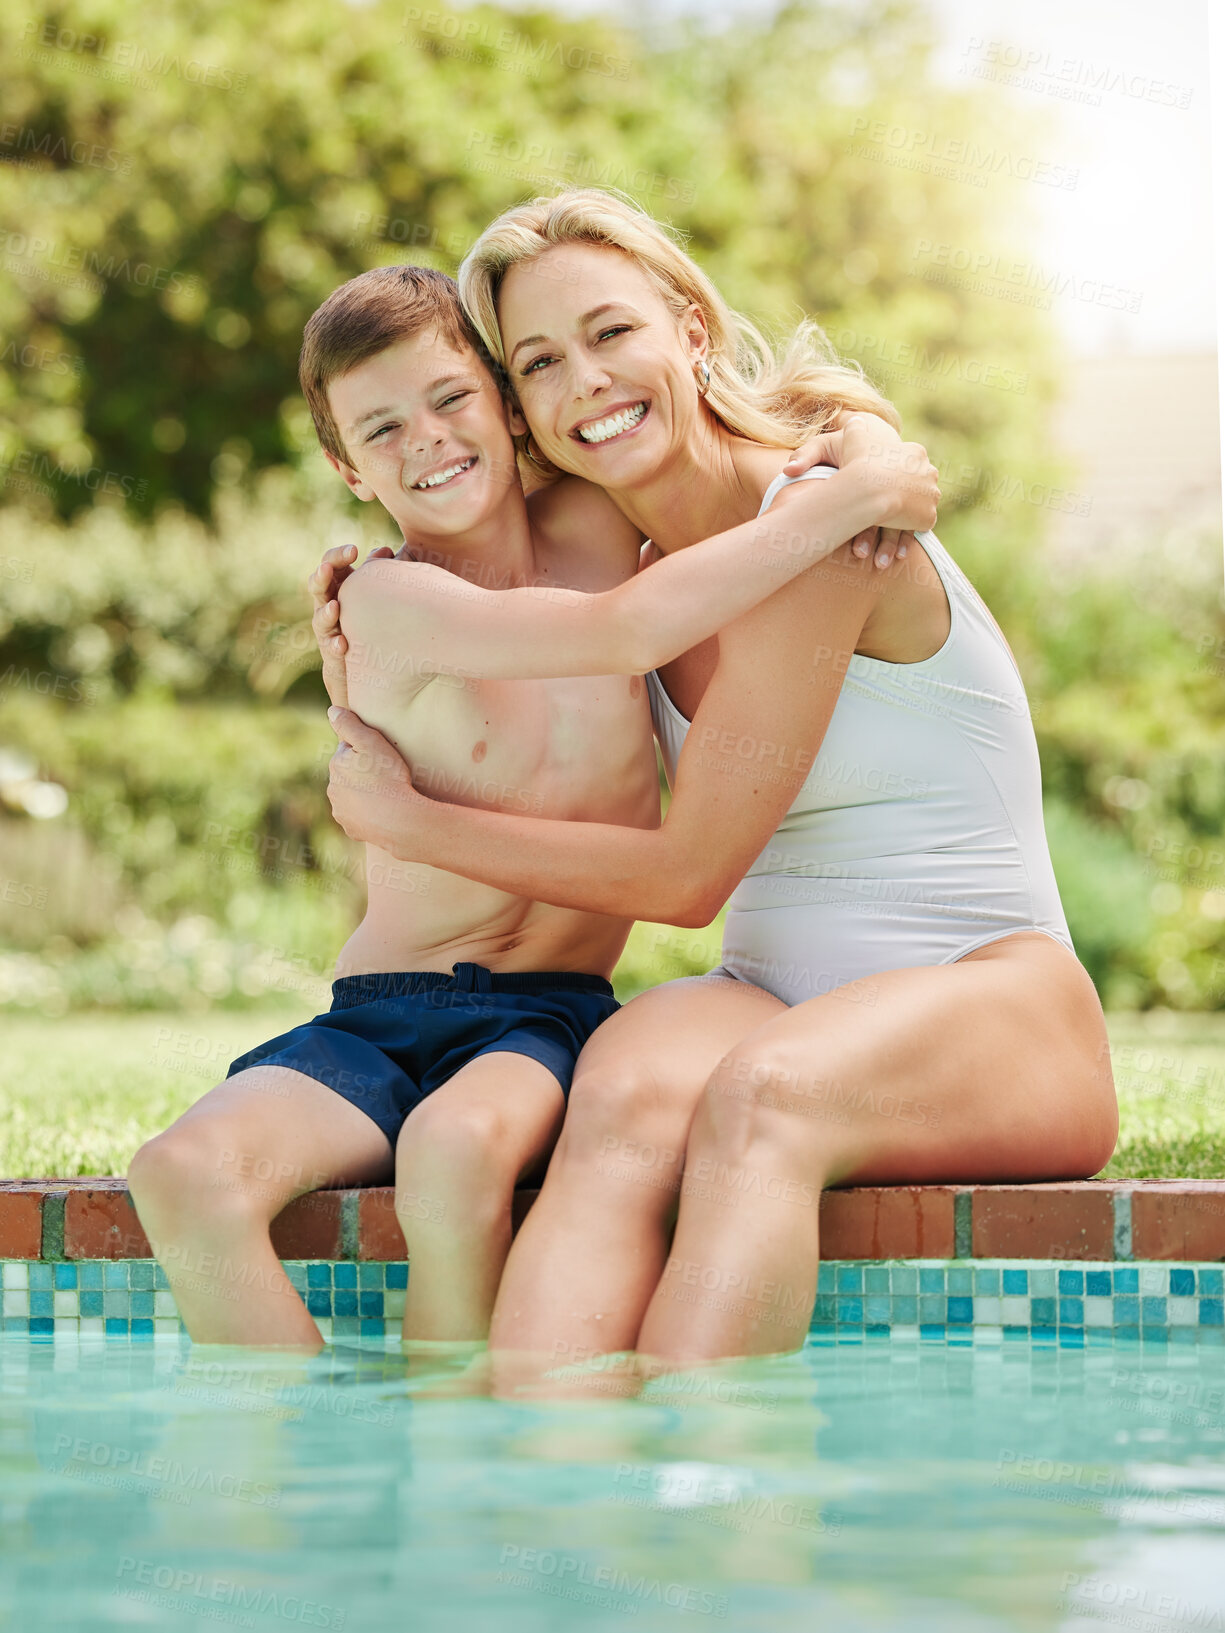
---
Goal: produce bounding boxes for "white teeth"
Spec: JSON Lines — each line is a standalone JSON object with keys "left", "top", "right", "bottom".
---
{"left": 576, "top": 403, "right": 647, "bottom": 444}
{"left": 414, "top": 457, "right": 475, "bottom": 489}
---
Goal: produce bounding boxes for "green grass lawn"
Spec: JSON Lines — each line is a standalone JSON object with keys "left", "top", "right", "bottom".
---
{"left": 0, "top": 1004, "right": 1222, "bottom": 1181}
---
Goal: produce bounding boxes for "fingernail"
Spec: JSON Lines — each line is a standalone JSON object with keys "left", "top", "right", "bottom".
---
{"left": 328, "top": 707, "right": 340, "bottom": 722}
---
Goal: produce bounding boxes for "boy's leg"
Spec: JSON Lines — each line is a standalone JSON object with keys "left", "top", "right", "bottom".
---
{"left": 394, "top": 1052, "right": 565, "bottom": 1343}
{"left": 128, "top": 1066, "right": 393, "bottom": 1348}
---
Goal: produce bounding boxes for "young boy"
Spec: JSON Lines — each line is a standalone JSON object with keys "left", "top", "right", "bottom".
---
{"left": 128, "top": 264, "right": 920, "bottom": 1351}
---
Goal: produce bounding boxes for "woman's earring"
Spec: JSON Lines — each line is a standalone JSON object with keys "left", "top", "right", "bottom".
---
{"left": 694, "top": 356, "right": 711, "bottom": 396}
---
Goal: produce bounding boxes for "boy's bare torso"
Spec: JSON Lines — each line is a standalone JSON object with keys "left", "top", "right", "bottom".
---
{"left": 336, "top": 494, "right": 660, "bottom": 981}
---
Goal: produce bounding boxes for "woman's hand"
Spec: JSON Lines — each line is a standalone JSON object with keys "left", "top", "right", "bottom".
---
{"left": 308, "top": 542, "right": 396, "bottom": 707}
{"left": 326, "top": 706, "right": 435, "bottom": 860}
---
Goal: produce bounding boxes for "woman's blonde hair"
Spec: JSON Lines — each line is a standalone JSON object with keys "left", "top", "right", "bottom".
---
{"left": 458, "top": 187, "right": 900, "bottom": 481}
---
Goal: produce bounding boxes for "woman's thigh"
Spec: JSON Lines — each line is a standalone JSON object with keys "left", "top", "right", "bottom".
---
{"left": 557, "top": 970, "right": 788, "bottom": 1169}
{"left": 694, "top": 933, "right": 1117, "bottom": 1189}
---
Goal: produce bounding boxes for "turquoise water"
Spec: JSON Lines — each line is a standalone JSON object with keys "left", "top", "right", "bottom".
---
{"left": 3, "top": 1335, "right": 1224, "bottom": 1631}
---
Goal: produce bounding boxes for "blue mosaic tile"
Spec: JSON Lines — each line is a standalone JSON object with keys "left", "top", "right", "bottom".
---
{"left": 10, "top": 1255, "right": 1225, "bottom": 1345}
{"left": 817, "top": 1263, "right": 836, "bottom": 1293}
{"left": 153, "top": 1263, "right": 169, "bottom": 1290}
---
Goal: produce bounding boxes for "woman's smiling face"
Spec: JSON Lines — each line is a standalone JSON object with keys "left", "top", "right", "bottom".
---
{"left": 497, "top": 243, "right": 708, "bottom": 489}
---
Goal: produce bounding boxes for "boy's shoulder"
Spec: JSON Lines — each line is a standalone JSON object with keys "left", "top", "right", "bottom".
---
{"left": 527, "top": 475, "right": 643, "bottom": 584}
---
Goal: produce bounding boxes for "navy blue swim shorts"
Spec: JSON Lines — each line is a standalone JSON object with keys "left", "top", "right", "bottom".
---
{"left": 225, "top": 961, "right": 619, "bottom": 1146}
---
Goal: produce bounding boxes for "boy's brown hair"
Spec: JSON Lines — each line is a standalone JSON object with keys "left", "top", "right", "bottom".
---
{"left": 299, "top": 265, "right": 500, "bottom": 465}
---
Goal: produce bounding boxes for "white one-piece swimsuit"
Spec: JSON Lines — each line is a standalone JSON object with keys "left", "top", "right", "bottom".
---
{"left": 646, "top": 465, "right": 1074, "bottom": 1006}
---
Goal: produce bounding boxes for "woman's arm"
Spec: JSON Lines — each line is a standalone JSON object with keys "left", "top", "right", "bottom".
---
{"left": 326, "top": 538, "right": 886, "bottom": 925}
{"left": 332, "top": 418, "right": 936, "bottom": 692}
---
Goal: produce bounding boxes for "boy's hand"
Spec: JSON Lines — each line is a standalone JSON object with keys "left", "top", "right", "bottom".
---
{"left": 838, "top": 413, "right": 938, "bottom": 548}
{"left": 308, "top": 543, "right": 394, "bottom": 708}
{"left": 327, "top": 707, "right": 433, "bottom": 860}
{"left": 783, "top": 414, "right": 932, "bottom": 570}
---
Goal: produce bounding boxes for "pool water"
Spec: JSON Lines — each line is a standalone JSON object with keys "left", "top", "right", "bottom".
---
{"left": 3, "top": 1334, "right": 1224, "bottom": 1631}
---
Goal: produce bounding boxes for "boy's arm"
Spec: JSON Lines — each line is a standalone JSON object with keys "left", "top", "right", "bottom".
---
{"left": 337, "top": 419, "right": 937, "bottom": 692}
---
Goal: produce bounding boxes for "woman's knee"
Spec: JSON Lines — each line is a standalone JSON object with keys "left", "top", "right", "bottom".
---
{"left": 698, "top": 1038, "right": 813, "bottom": 1151}
{"left": 559, "top": 1055, "right": 690, "bottom": 1169}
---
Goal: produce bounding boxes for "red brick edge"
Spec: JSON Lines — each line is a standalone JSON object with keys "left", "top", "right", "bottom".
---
{"left": 1, "top": 1179, "right": 1222, "bottom": 1263}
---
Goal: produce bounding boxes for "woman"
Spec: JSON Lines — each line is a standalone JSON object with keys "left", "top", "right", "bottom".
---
{"left": 320, "top": 189, "right": 1117, "bottom": 1373}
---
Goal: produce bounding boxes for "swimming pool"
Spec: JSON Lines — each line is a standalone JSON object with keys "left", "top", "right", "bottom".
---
{"left": 4, "top": 1329, "right": 1223, "bottom": 1631}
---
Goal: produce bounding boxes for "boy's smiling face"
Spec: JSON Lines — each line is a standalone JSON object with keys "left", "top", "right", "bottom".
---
{"left": 326, "top": 329, "right": 523, "bottom": 536}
